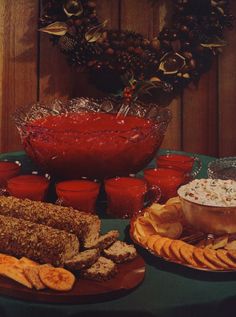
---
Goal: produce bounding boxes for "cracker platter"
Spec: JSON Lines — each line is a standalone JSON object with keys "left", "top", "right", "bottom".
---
{"left": 130, "top": 193, "right": 236, "bottom": 272}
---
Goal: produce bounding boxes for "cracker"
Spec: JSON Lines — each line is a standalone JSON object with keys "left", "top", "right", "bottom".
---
{"left": 226, "top": 250, "right": 236, "bottom": 262}
{"left": 0, "top": 254, "right": 19, "bottom": 266}
{"left": 19, "top": 257, "right": 39, "bottom": 267}
{"left": 0, "top": 264, "right": 32, "bottom": 288}
{"left": 23, "top": 266, "right": 46, "bottom": 290}
{"left": 193, "top": 248, "right": 218, "bottom": 270}
{"left": 203, "top": 248, "right": 229, "bottom": 269}
{"left": 169, "top": 240, "right": 186, "bottom": 262}
{"left": 179, "top": 243, "right": 198, "bottom": 267}
{"left": 216, "top": 250, "right": 236, "bottom": 269}
{"left": 153, "top": 237, "right": 170, "bottom": 256}
{"left": 39, "top": 266, "right": 75, "bottom": 292}
{"left": 161, "top": 239, "right": 173, "bottom": 259}
{"left": 146, "top": 234, "right": 161, "bottom": 251}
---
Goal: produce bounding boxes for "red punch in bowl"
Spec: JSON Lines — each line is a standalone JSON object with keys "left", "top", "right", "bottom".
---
{"left": 14, "top": 98, "right": 171, "bottom": 180}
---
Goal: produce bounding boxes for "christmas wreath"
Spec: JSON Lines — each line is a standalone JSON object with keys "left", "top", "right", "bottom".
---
{"left": 40, "top": 0, "right": 234, "bottom": 105}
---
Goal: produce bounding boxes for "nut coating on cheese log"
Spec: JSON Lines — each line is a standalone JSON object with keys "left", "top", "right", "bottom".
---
{"left": 0, "top": 196, "right": 100, "bottom": 247}
{"left": 0, "top": 215, "right": 79, "bottom": 266}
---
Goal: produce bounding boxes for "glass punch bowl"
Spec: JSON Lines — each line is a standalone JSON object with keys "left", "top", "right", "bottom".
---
{"left": 14, "top": 98, "right": 171, "bottom": 180}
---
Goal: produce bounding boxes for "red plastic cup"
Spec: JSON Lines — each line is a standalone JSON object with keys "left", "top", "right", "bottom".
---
{"left": 0, "top": 161, "right": 21, "bottom": 187}
{"left": 156, "top": 153, "right": 202, "bottom": 180}
{"left": 104, "top": 177, "right": 160, "bottom": 218}
{"left": 7, "top": 175, "right": 50, "bottom": 201}
{"left": 144, "top": 168, "right": 186, "bottom": 203}
{"left": 56, "top": 180, "right": 100, "bottom": 213}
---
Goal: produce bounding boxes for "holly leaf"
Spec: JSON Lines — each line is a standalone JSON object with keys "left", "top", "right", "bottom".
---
{"left": 39, "top": 22, "right": 68, "bottom": 36}
{"left": 85, "top": 20, "right": 108, "bottom": 43}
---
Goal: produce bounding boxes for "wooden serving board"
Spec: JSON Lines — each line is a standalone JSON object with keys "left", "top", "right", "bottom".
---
{"left": 0, "top": 255, "right": 145, "bottom": 304}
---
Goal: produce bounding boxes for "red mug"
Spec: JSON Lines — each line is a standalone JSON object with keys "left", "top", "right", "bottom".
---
{"left": 0, "top": 161, "right": 21, "bottom": 187}
{"left": 156, "top": 153, "right": 202, "bottom": 180}
{"left": 104, "top": 176, "right": 161, "bottom": 219}
{"left": 7, "top": 174, "right": 50, "bottom": 201}
{"left": 144, "top": 168, "right": 186, "bottom": 203}
{"left": 56, "top": 180, "right": 100, "bottom": 213}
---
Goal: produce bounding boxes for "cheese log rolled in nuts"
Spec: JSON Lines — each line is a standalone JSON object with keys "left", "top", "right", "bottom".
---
{"left": 0, "top": 196, "right": 100, "bottom": 247}
{"left": 0, "top": 215, "right": 79, "bottom": 267}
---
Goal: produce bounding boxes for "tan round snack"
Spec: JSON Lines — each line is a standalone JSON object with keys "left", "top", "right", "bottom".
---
{"left": 153, "top": 237, "right": 170, "bottom": 256}
{"left": 39, "top": 266, "right": 75, "bottom": 291}
{"left": 217, "top": 250, "right": 236, "bottom": 269}
{"left": 193, "top": 248, "right": 217, "bottom": 270}
{"left": 203, "top": 248, "right": 229, "bottom": 270}
{"left": 179, "top": 243, "right": 198, "bottom": 267}
{"left": 227, "top": 250, "right": 236, "bottom": 262}
{"left": 169, "top": 240, "right": 186, "bottom": 263}
{"left": 0, "top": 253, "right": 19, "bottom": 265}
{"left": 161, "top": 239, "right": 173, "bottom": 259}
{"left": 19, "top": 257, "right": 39, "bottom": 267}
{"left": 0, "top": 264, "right": 32, "bottom": 289}
{"left": 146, "top": 234, "right": 161, "bottom": 251}
{"left": 23, "top": 266, "right": 46, "bottom": 290}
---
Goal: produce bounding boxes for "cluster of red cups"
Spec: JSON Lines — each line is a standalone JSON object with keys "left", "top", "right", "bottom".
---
{"left": 0, "top": 153, "right": 201, "bottom": 218}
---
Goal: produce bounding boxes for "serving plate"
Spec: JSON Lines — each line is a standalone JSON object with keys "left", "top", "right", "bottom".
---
{"left": 0, "top": 255, "right": 145, "bottom": 303}
{"left": 130, "top": 209, "right": 236, "bottom": 273}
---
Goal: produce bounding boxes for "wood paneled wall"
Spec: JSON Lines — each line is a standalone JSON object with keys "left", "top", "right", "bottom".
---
{"left": 0, "top": 0, "right": 236, "bottom": 157}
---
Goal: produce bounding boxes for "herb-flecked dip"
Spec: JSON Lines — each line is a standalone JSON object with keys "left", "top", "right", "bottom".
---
{"left": 178, "top": 179, "right": 236, "bottom": 207}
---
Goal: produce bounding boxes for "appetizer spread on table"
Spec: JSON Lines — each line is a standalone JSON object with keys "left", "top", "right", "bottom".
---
{"left": 0, "top": 196, "right": 139, "bottom": 293}
{"left": 131, "top": 179, "right": 236, "bottom": 272}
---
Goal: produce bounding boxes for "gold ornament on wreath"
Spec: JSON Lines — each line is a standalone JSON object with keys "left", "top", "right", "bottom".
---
{"left": 40, "top": 0, "right": 234, "bottom": 106}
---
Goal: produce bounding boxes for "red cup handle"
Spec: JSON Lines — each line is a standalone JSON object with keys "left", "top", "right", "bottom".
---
{"left": 144, "top": 185, "right": 161, "bottom": 208}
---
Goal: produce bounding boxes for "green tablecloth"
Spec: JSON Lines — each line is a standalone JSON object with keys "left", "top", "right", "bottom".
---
{"left": 0, "top": 150, "right": 235, "bottom": 317}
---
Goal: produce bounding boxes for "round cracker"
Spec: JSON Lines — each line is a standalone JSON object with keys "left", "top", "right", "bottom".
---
{"left": 146, "top": 234, "right": 161, "bottom": 251}
{"left": 39, "top": 266, "right": 75, "bottom": 291}
{"left": 0, "top": 253, "right": 19, "bottom": 265}
{"left": 169, "top": 240, "right": 186, "bottom": 263}
{"left": 193, "top": 248, "right": 217, "bottom": 270}
{"left": 153, "top": 237, "right": 170, "bottom": 256}
{"left": 216, "top": 250, "right": 236, "bottom": 269}
{"left": 227, "top": 250, "right": 236, "bottom": 262}
{"left": 179, "top": 243, "right": 198, "bottom": 267}
{"left": 203, "top": 248, "right": 229, "bottom": 270}
{"left": 161, "top": 239, "right": 173, "bottom": 259}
